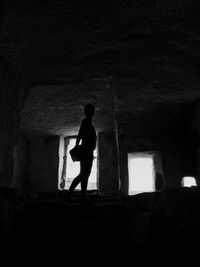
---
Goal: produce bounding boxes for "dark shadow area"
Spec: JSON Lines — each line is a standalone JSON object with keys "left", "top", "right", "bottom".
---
{"left": 0, "top": 186, "right": 199, "bottom": 265}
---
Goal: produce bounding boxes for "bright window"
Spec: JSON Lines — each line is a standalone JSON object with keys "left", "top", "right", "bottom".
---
{"left": 182, "top": 176, "right": 197, "bottom": 187}
{"left": 58, "top": 137, "right": 98, "bottom": 190}
{"left": 128, "top": 153, "right": 155, "bottom": 195}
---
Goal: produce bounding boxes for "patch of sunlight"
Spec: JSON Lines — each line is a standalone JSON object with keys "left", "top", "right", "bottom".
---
{"left": 58, "top": 137, "right": 97, "bottom": 190}
{"left": 182, "top": 176, "right": 197, "bottom": 187}
{"left": 128, "top": 153, "right": 155, "bottom": 195}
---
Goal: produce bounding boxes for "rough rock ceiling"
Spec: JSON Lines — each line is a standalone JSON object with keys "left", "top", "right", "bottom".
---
{"left": 21, "top": 78, "right": 115, "bottom": 136}
{"left": 1, "top": 1, "right": 200, "bottom": 134}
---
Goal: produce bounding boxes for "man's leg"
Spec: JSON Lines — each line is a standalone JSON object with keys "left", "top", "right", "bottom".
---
{"left": 66, "top": 174, "right": 81, "bottom": 201}
{"left": 80, "top": 158, "right": 93, "bottom": 200}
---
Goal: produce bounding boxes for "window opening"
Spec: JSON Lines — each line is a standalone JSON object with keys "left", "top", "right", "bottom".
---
{"left": 128, "top": 152, "right": 155, "bottom": 195}
{"left": 58, "top": 136, "right": 98, "bottom": 190}
{"left": 182, "top": 176, "right": 197, "bottom": 187}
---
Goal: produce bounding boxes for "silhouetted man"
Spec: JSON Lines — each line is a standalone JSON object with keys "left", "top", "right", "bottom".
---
{"left": 66, "top": 103, "right": 96, "bottom": 204}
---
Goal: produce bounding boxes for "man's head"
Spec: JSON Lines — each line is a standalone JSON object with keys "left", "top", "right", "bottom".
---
{"left": 84, "top": 103, "right": 95, "bottom": 118}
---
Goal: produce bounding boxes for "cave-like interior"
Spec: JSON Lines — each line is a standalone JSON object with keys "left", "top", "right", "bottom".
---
{"left": 1, "top": 1, "right": 200, "bottom": 265}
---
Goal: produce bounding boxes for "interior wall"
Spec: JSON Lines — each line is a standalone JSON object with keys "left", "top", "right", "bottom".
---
{"left": 13, "top": 133, "right": 27, "bottom": 189}
{"left": 98, "top": 131, "right": 119, "bottom": 195}
{"left": 12, "top": 102, "right": 200, "bottom": 194}
{"left": 118, "top": 113, "right": 198, "bottom": 195}
{"left": 19, "top": 134, "right": 60, "bottom": 192}
{"left": 190, "top": 100, "right": 200, "bottom": 186}
{"left": 0, "top": 57, "right": 25, "bottom": 186}
{"left": 13, "top": 131, "right": 120, "bottom": 194}
{"left": 155, "top": 135, "right": 195, "bottom": 187}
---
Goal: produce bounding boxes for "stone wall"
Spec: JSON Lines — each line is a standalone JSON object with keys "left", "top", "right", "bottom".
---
{"left": 15, "top": 134, "right": 60, "bottom": 192}
{"left": 13, "top": 131, "right": 120, "bottom": 194}
{"left": 117, "top": 106, "right": 198, "bottom": 195}
{"left": 98, "top": 131, "right": 119, "bottom": 195}
{"left": 0, "top": 56, "right": 25, "bottom": 186}
{"left": 12, "top": 133, "right": 27, "bottom": 189}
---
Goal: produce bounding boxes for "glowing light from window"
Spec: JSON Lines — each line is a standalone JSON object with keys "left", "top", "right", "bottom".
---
{"left": 66, "top": 138, "right": 80, "bottom": 181}
{"left": 128, "top": 154, "right": 155, "bottom": 195}
{"left": 58, "top": 137, "right": 97, "bottom": 190}
{"left": 182, "top": 176, "right": 197, "bottom": 187}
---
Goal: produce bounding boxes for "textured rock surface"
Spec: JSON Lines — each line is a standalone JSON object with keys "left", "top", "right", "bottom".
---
{"left": 0, "top": 57, "right": 25, "bottom": 185}
{"left": 1, "top": 0, "right": 200, "bottom": 134}
{"left": 1, "top": 1, "right": 200, "bottom": 81}
{"left": 0, "top": 0, "right": 200, "bottom": 183}
{"left": 21, "top": 78, "right": 115, "bottom": 135}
